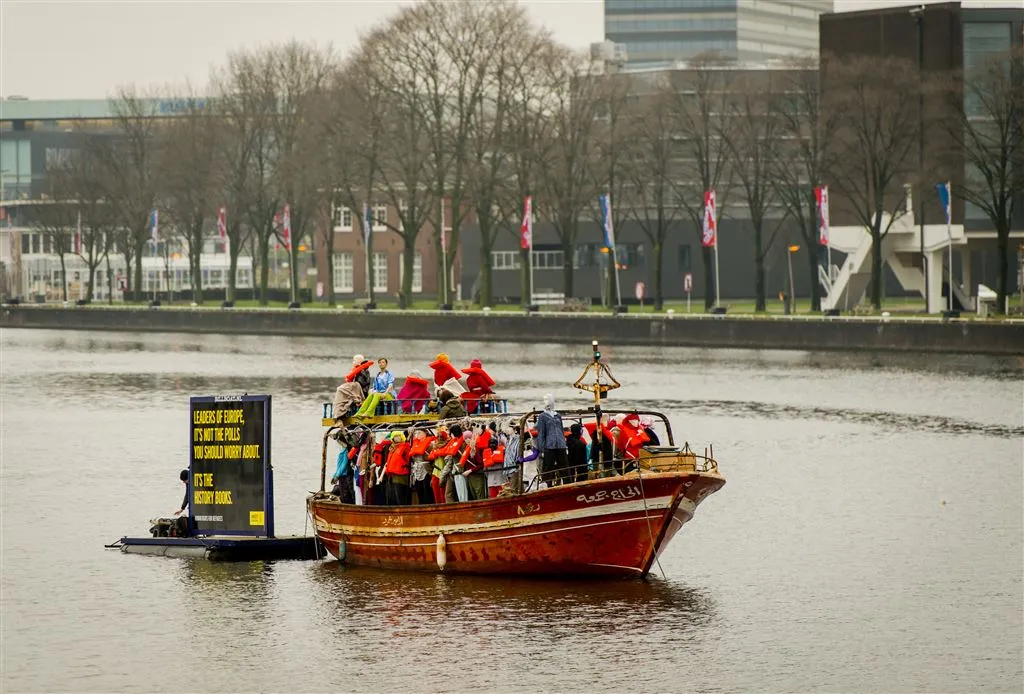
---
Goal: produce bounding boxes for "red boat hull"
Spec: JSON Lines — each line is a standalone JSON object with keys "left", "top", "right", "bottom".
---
{"left": 308, "top": 471, "right": 724, "bottom": 578}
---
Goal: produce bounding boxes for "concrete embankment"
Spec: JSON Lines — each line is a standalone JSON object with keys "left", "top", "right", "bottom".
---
{"left": 1, "top": 305, "right": 1022, "bottom": 356}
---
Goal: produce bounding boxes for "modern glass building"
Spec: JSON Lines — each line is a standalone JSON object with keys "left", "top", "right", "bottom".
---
{"left": 604, "top": 0, "right": 834, "bottom": 68}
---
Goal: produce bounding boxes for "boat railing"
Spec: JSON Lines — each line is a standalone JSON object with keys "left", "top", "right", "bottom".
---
{"left": 522, "top": 443, "right": 719, "bottom": 492}
{"left": 320, "top": 398, "right": 510, "bottom": 426}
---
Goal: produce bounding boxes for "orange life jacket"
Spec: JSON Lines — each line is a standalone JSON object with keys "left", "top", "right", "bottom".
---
{"left": 409, "top": 435, "right": 434, "bottom": 458}
{"left": 384, "top": 442, "right": 411, "bottom": 476}
{"left": 617, "top": 416, "right": 649, "bottom": 459}
{"left": 345, "top": 360, "right": 374, "bottom": 383}
{"left": 484, "top": 444, "right": 506, "bottom": 468}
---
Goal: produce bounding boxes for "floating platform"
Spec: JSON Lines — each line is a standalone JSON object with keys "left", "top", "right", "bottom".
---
{"left": 116, "top": 535, "right": 322, "bottom": 561}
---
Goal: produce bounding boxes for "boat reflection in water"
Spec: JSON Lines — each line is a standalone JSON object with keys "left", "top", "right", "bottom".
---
{"left": 308, "top": 342, "right": 726, "bottom": 579}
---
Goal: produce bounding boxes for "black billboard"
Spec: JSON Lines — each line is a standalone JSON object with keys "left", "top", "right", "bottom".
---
{"left": 189, "top": 395, "right": 273, "bottom": 536}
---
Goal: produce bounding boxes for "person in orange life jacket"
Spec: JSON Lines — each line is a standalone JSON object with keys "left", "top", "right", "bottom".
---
{"left": 408, "top": 429, "right": 435, "bottom": 504}
{"left": 565, "top": 422, "right": 589, "bottom": 484}
{"left": 484, "top": 422, "right": 508, "bottom": 498}
{"left": 427, "top": 428, "right": 452, "bottom": 504}
{"left": 536, "top": 394, "right": 569, "bottom": 486}
{"left": 384, "top": 431, "right": 412, "bottom": 506}
{"left": 617, "top": 413, "right": 650, "bottom": 463}
{"left": 397, "top": 370, "right": 431, "bottom": 414}
{"left": 461, "top": 358, "right": 495, "bottom": 414}
{"left": 440, "top": 424, "right": 466, "bottom": 503}
{"left": 462, "top": 424, "right": 490, "bottom": 500}
{"left": 429, "top": 353, "right": 463, "bottom": 390}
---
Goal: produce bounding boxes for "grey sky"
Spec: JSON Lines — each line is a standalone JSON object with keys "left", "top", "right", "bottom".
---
{"left": 1, "top": 0, "right": 1010, "bottom": 100}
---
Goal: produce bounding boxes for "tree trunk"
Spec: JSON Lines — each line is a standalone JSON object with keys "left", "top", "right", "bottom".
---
{"left": 402, "top": 242, "right": 415, "bottom": 309}
{"left": 996, "top": 223, "right": 1009, "bottom": 314}
{"left": 753, "top": 219, "right": 766, "bottom": 312}
{"left": 520, "top": 247, "right": 530, "bottom": 307}
{"left": 258, "top": 236, "right": 270, "bottom": 306}
{"left": 105, "top": 254, "right": 113, "bottom": 305}
{"left": 702, "top": 244, "right": 714, "bottom": 310}
{"left": 479, "top": 236, "right": 492, "bottom": 308}
{"left": 653, "top": 239, "right": 664, "bottom": 312}
{"left": 367, "top": 230, "right": 375, "bottom": 305}
{"left": 607, "top": 248, "right": 620, "bottom": 307}
{"left": 870, "top": 214, "right": 883, "bottom": 310}
{"left": 59, "top": 254, "right": 68, "bottom": 302}
{"left": 191, "top": 237, "right": 203, "bottom": 305}
{"left": 289, "top": 245, "right": 299, "bottom": 305}
{"left": 805, "top": 213, "right": 821, "bottom": 311}
{"left": 228, "top": 242, "right": 238, "bottom": 303}
{"left": 562, "top": 241, "right": 574, "bottom": 298}
{"left": 133, "top": 238, "right": 144, "bottom": 303}
{"left": 324, "top": 231, "right": 335, "bottom": 308}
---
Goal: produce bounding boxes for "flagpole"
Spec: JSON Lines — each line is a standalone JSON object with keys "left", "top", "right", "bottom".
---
{"left": 714, "top": 239, "right": 721, "bottom": 308}
{"left": 946, "top": 181, "right": 953, "bottom": 313}
{"left": 440, "top": 199, "right": 448, "bottom": 307}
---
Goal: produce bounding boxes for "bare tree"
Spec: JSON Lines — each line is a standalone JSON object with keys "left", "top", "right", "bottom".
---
{"left": 627, "top": 74, "right": 684, "bottom": 311}
{"left": 160, "top": 89, "right": 218, "bottom": 304}
{"left": 271, "top": 42, "right": 336, "bottom": 305}
{"left": 826, "top": 54, "right": 920, "bottom": 310}
{"left": 535, "top": 46, "right": 602, "bottom": 298}
{"left": 506, "top": 38, "right": 556, "bottom": 306}
{"left": 668, "top": 54, "right": 735, "bottom": 311}
{"left": 940, "top": 46, "right": 1024, "bottom": 313}
{"left": 96, "top": 88, "right": 161, "bottom": 301}
{"left": 54, "top": 149, "right": 112, "bottom": 301}
{"left": 723, "top": 71, "right": 785, "bottom": 312}
{"left": 775, "top": 56, "right": 840, "bottom": 312}
{"left": 589, "top": 71, "right": 636, "bottom": 307}
{"left": 364, "top": 18, "right": 440, "bottom": 307}
{"left": 464, "top": 4, "right": 547, "bottom": 307}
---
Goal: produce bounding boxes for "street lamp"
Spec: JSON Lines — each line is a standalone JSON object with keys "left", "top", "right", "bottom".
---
{"left": 787, "top": 245, "right": 800, "bottom": 314}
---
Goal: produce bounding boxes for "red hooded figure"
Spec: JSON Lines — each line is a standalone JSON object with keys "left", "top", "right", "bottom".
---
{"left": 617, "top": 413, "right": 650, "bottom": 460}
{"left": 396, "top": 370, "right": 431, "bottom": 414}
{"left": 461, "top": 358, "right": 496, "bottom": 414}
{"left": 429, "top": 353, "right": 463, "bottom": 387}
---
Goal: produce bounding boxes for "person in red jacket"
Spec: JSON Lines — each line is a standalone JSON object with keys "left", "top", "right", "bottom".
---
{"left": 429, "top": 353, "right": 463, "bottom": 390}
{"left": 461, "top": 358, "right": 496, "bottom": 414}
{"left": 384, "top": 431, "right": 412, "bottom": 506}
{"left": 617, "top": 413, "right": 650, "bottom": 467}
{"left": 397, "top": 370, "right": 431, "bottom": 414}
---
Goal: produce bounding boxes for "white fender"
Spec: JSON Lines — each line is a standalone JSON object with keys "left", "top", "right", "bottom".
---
{"left": 436, "top": 533, "right": 447, "bottom": 571}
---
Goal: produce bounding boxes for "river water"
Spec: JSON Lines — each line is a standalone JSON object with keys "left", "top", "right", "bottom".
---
{"left": 1, "top": 329, "right": 1021, "bottom": 693}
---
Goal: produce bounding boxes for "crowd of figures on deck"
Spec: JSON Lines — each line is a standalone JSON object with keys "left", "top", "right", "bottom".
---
{"left": 327, "top": 352, "right": 661, "bottom": 506}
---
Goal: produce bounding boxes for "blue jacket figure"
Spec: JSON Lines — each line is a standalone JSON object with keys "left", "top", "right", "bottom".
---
{"left": 536, "top": 394, "right": 569, "bottom": 486}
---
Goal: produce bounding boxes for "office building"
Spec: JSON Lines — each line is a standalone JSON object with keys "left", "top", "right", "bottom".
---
{"left": 605, "top": 0, "right": 834, "bottom": 69}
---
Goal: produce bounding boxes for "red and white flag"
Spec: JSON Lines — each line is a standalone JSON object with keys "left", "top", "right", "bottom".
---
{"left": 701, "top": 190, "right": 717, "bottom": 248}
{"left": 815, "top": 185, "right": 830, "bottom": 246}
{"left": 74, "top": 210, "right": 82, "bottom": 254}
{"left": 217, "top": 207, "right": 227, "bottom": 239}
{"left": 519, "top": 196, "right": 533, "bottom": 250}
{"left": 282, "top": 204, "right": 292, "bottom": 250}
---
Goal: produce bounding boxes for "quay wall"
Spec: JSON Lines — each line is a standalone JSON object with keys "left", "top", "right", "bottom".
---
{"left": 1, "top": 306, "right": 1022, "bottom": 356}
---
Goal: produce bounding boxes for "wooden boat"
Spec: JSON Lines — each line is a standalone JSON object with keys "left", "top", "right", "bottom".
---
{"left": 307, "top": 342, "right": 725, "bottom": 578}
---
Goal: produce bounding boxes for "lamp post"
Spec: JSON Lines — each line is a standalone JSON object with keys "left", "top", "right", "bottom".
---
{"left": 787, "top": 244, "right": 799, "bottom": 314}
{"left": 910, "top": 4, "right": 928, "bottom": 312}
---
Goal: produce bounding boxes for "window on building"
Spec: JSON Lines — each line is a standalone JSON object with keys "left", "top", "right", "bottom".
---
{"left": 333, "top": 252, "right": 353, "bottom": 292}
{"left": 575, "top": 244, "right": 602, "bottom": 269}
{"left": 614, "top": 243, "right": 645, "bottom": 269}
{"left": 678, "top": 244, "right": 691, "bottom": 271}
{"left": 400, "top": 251, "right": 424, "bottom": 293}
{"left": 373, "top": 251, "right": 388, "bottom": 292}
{"left": 491, "top": 251, "right": 520, "bottom": 270}
{"left": 963, "top": 22, "right": 1013, "bottom": 117}
{"left": 373, "top": 204, "right": 388, "bottom": 230}
{"left": 237, "top": 268, "right": 251, "bottom": 288}
{"left": 31, "top": 233, "right": 40, "bottom": 254}
{"left": 533, "top": 250, "right": 565, "bottom": 269}
{"left": 332, "top": 202, "right": 353, "bottom": 232}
